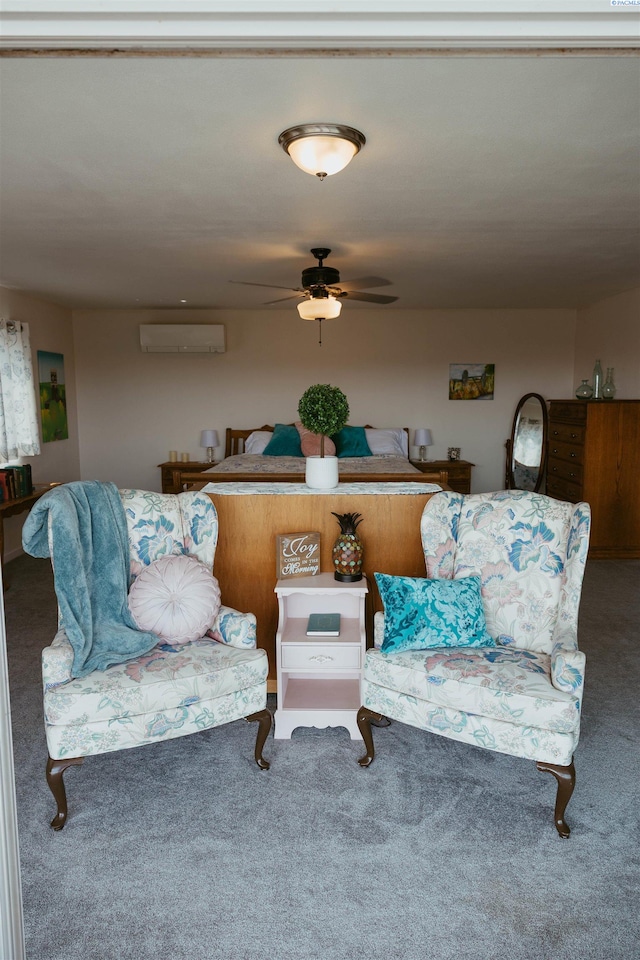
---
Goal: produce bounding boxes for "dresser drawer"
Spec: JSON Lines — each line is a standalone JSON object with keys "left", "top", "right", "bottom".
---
{"left": 549, "top": 401, "right": 587, "bottom": 423}
{"left": 549, "top": 421, "right": 586, "bottom": 445}
{"left": 281, "top": 642, "right": 361, "bottom": 671}
{"left": 548, "top": 438, "right": 584, "bottom": 465}
{"left": 546, "top": 475, "right": 583, "bottom": 503}
{"left": 547, "top": 456, "right": 583, "bottom": 486}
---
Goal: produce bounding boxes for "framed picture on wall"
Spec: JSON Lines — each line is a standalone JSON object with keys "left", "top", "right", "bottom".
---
{"left": 37, "top": 350, "right": 69, "bottom": 442}
{"left": 449, "top": 363, "right": 495, "bottom": 401}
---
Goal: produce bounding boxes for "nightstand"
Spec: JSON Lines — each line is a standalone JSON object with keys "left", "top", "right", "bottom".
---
{"left": 157, "top": 461, "right": 216, "bottom": 494}
{"left": 410, "top": 459, "right": 474, "bottom": 494}
{"left": 274, "top": 573, "right": 368, "bottom": 740}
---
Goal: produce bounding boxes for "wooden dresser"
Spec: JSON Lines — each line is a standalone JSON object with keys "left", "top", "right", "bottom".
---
{"left": 547, "top": 400, "right": 640, "bottom": 558}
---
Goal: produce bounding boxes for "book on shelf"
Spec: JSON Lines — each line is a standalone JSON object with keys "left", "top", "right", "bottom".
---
{"left": 12, "top": 464, "right": 32, "bottom": 497}
{"left": 0, "top": 465, "right": 34, "bottom": 501}
{"left": 306, "top": 613, "right": 341, "bottom": 637}
{"left": 0, "top": 468, "right": 16, "bottom": 501}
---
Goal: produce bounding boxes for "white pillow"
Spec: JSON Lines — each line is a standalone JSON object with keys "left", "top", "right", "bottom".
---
{"left": 128, "top": 555, "right": 221, "bottom": 645}
{"left": 365, "top": 428, "right": 408, "bottom": 457}
{"left": 244, "top": 430, "right": 273, "bottom": 455}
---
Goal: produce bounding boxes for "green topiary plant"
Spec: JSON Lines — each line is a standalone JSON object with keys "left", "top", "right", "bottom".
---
{"left": 298, "top": 384, "right": 349, "bottom": 457}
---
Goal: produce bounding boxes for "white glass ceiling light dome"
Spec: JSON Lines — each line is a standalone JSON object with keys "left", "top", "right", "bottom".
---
{"left": 297, "top": 296, "right": 342, "bottom": 320}
{"left": 278, "top": 124, "right": 366, "bottom": 180}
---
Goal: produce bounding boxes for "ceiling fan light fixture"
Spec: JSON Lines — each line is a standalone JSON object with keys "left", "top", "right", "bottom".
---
{"left": 278, "top": 124, "right": 365, "bottom": 179}
{"left": 297, "top": 295, "right": 342, "bottom": 321}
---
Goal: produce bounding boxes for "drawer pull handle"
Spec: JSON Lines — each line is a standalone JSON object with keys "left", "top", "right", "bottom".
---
{"left": 570, "top": 452, "right": 576, "bottom": 458}
{"left": 309, "top": 654, "right": 334, "bottom": 664}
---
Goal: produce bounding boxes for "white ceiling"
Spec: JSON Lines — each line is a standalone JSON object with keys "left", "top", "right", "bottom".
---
{"left": 0, "top": 51, "right": 639, "bottom": 310}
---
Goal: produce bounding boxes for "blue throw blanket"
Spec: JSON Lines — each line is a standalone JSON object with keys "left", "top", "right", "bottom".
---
{"left": 22, "top": 480, "right": 159, "bottom": 679}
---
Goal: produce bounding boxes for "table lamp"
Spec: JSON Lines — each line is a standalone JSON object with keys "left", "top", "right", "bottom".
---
{"left": 414, "top": 429, "right": 433, "bottom": 462}
{"left": 200, "top": 429, "right": 219, "bottom": 463}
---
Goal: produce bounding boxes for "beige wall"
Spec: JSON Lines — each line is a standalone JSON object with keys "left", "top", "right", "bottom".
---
{"left": 7, "top": 286, "right": 640, "bottom": 564}
{"left": 72, "top": 305, "right": 577, "bottom": 493}
{"left": 574, "top": 286, "right": 640, "bottom": 398}
{"left": 0, "top": 287, "right": 80, "bottom": 560}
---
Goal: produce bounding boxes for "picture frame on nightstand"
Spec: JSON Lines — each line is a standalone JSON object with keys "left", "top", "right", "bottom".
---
{"left": 276, "top": 532, "right": 321, "bottom": 579}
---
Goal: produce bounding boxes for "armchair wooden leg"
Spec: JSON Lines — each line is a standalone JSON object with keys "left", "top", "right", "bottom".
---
{"left": 536, "top": 758, "right": 576, "bottom": 838}
{"left": 246, "top": 709, "right": 271, "bottom": 770}
{"left": 357, "top": 706, "right": 387, "bottom": 768}
{"left": 46, "top": 755, "right": 83, "bottom": 831}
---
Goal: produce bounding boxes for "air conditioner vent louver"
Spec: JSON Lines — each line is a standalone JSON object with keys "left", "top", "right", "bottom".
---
{"left": 139, "top": 324, "right": 225, "bottom": 353}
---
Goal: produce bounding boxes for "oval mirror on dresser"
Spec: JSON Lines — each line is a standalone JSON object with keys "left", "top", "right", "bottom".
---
{"left": 505, "top": 393, "right": 548, "bottom": 492}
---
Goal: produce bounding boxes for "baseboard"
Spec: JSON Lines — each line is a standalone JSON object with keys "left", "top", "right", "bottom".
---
{"left": 4, "top": 548, "right": 24, "bottom": 565}
{"left": 589, "top": 547, "right": 640, "bottom": 559}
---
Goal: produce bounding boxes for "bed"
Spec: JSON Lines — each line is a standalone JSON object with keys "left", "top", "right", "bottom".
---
{"left": 178, "top": 425, "right": 449, "bottom": 488}
{"left": 183, "top": 424, "right": 448, "bottom": 689}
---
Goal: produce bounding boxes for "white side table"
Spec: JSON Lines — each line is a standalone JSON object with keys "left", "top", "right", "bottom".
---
{"left": 274, "top": 573, "right": 368, "bottom": 740}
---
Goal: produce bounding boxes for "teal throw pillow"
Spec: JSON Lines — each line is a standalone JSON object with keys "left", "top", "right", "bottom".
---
{"left": 332, "top": 426, "right": 372, "bottom": 458}
{"left": 262, "top": 424, "right": 303, "bottom": 457}
{"left": 375, "top": 572, "right": 495, "bottom": 653}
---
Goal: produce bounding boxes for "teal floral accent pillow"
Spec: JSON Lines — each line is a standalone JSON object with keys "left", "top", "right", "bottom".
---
{"left": 332, "top": 426, "right": 372, "bottom": 458}
{"left": 375, "top": 572, "right": 495, "bottom": 653}
{"left": 263, "top": 423, "right": 303, "bottom": 457}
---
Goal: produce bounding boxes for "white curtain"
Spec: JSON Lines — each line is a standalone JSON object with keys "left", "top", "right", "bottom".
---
{"left": 0, "top": 320, "right": 41, "bottom": 461}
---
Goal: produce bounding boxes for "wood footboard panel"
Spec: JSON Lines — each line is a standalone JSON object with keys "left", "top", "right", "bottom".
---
{"left": 207, "top": 489, "right": 437, "bottom": 688}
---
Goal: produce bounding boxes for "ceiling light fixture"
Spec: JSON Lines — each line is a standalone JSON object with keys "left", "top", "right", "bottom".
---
{"left": 297, "top": 294, "right": 342, "bottom": 321}
{"left": 278, "top": 123, "right": 366, "bottom": 180}
{"left": 297, "top": 290, "right": 342, "bottom": 345}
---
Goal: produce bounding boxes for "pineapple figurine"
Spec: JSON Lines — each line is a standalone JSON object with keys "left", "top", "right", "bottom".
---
{"left": 331, "top": 512, "right": 364, "bottom": 582}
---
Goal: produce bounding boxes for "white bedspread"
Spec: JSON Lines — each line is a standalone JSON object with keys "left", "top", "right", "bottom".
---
{"left": 205, "top": 454, "right": 421, "bottom": 475}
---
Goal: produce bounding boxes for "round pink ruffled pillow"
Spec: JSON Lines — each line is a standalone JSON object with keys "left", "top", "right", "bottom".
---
{"left": 128, "top": 555, "right": 221, "bottom": 645}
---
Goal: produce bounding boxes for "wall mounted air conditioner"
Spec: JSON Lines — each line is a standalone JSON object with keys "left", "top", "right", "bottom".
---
{"left": 139, "top": 324, "right": 226, "bottom": 353}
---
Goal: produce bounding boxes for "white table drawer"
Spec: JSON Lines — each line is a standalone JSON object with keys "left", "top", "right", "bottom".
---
{"left": 281, "top": 643, "right": 361, "bottom": 670}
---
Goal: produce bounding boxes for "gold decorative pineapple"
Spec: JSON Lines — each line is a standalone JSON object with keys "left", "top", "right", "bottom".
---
{"left": 331, "top": 512, "right": 364, "bottom": 582}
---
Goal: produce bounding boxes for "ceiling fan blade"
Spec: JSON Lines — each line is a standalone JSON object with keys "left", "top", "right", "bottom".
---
{"left": 341, "top": 291, "right": 398, "bottom": 304}
{"left": 262, "top": 294, "right": 305, "bottom": 304}
{"left": 229, "top": 280, "right": 300, "bottom": 293}
{"left": 338, "top": 276, "right": 393, "bottom": 291}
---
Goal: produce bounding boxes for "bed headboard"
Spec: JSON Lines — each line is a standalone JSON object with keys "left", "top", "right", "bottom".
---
{"left": 225, "top": 425, "right": 410, "bottom": 458}
{"left": 225, "top": 425, "right": 273, "bottom": 457}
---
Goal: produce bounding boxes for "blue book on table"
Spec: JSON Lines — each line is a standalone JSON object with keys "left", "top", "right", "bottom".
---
{"left": 306, "top": 613, "right": 341, "bottom": 636}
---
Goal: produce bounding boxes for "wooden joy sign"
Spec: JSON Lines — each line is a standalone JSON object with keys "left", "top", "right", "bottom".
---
{"left": 276, "top": 532, "right": 321, "bottom": 579}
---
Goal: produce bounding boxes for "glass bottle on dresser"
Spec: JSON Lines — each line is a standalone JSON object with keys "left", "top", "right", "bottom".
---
{"left": 592, "top": 359, "right": 603, "bottom": 399}
{"left": 575, "top": 379, "right": 593, "bottom": 399}
{"left": 602, "top": 368, "right": 616, "bottom": 399}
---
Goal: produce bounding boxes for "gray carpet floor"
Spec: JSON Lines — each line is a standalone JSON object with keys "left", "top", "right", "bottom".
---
{"left": 5, "top": 553, "right": 640, "bottom": 960}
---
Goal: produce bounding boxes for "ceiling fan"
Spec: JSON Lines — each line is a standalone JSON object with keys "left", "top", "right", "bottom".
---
{"left": 231, "top": 247, "right": 398, "bottom": 308}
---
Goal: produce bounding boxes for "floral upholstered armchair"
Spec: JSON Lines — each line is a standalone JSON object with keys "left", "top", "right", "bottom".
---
{"left": 34, "top": 487, "right": 271, "bottom": 830}
{"left": 358, "top": 490, "right": 591, "bottom": 837}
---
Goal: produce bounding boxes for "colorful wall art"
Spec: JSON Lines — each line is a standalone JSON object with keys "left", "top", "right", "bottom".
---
{"left": 449, "top": 363, "right": 495, "bottom": 400}
{"left": 38, "top": 350, "right": 69, "bottom": 442}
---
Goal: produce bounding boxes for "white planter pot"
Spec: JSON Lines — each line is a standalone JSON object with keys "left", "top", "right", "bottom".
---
{"left": 305, "top": 456, "right": 339, "bottom": 490}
